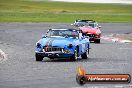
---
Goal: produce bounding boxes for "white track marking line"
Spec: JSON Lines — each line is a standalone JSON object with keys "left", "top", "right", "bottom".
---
{"left": 101, "top": 35, "right": 132, "bottom": 43}
{"left": 51, "top": 0, "right": 132, "bottom": 4}
{"left": 119, "top": 48, "right": 132, "bottom": 50}
{"left": 0, "top": 49, "right": 8, "bottom": 63}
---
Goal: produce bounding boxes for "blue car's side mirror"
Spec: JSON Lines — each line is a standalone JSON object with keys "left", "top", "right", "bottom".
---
{"left": 79, "top": 32, "right": 82, "bottom": 39}
{"left": 42, "top": 35, "right": 46, "bottom": 38}
{"left": 82, "top": 35, "right": 86, "bottom": 39}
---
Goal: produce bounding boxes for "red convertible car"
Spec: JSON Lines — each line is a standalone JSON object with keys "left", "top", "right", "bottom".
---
{"left": 72, "top": 20, "right": 101, "bottom": 43}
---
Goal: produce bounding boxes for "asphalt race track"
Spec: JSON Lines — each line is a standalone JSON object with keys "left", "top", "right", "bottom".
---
{"left": 0, "top": 23, "right": 132, "bottom": 88}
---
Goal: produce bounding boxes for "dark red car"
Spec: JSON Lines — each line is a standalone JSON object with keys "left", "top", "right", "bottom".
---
{"left": 72, "top": 20, "right": 101, "bottom": 43}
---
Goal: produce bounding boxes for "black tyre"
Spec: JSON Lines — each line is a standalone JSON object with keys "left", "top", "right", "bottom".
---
{"left": 81, "top": 50, "right": 88, "bottom": 59}
{"left": 49, "top": 57, "right": 54, "bottom": 59}
{"left": 76, "top": 75, "right": 86, "bottom": 85}
{"left": 95, "top": 39, "right": 100, "bottom": 43}
{"left": 35, "top": 53, "right": 43, "bottom": 61}
{"left": 70, "top": 47, "right": 78, "bottom": 61}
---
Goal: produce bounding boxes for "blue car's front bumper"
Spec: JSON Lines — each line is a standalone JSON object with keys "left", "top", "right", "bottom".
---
{"left": 35, "top": 51, "right": 73, "bottom": 58}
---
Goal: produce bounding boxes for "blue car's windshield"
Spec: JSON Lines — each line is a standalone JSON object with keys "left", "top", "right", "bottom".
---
{"left": 46, "top": 29, "right": 78, "bottom": 38}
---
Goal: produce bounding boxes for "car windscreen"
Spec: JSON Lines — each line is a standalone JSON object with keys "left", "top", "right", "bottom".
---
{"left": 74, "top": 22, "right": 97, "bottom": 28}
{"left": 74, "top": 22, "right": 85, "bottom": 27}
{"left": 86, "top": 22, "right": 98, "bottom": 28}
{"left": 88, "top": 23, "right": 95, "bottom": 28}
{"left": 46, "top": 30, "right": 78, "bottom": 38}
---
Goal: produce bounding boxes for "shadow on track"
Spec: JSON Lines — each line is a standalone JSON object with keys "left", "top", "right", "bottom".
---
{"left": 41, "top": 57, "right": 88, "bottom": 62}
{"left": 41, "top": 57, "right": 103, "bottom": 63}
{"left": 38, "top": 57, "right": 126, "bottom": 63}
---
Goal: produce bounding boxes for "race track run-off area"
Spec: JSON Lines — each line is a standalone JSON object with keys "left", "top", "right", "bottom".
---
{"left": 0, "top": 23, "right": 132, "bottom": 88}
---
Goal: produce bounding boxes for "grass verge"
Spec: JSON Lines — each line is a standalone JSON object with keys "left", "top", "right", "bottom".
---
{"left": 0, "top": 0, "right": 132, "bottom": 22}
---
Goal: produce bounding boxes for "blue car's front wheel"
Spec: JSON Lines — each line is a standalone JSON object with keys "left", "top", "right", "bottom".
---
{"left": 35, "top": 53, "right": 43, "bottom": 61}
{"left": 70, "top": 47, "right": 78, "bottom": 61}
{"left": 81, "top": 50, "right": 89, "bottom": 59}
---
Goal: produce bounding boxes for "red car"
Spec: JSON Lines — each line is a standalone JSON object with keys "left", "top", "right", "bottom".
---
{"left": 72, "top": 20, "right": 101, "bottom": 43}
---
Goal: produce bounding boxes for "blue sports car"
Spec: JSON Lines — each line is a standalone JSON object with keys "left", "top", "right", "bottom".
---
{"left": 35, "top": 28, "right": 90, "bottom": 61}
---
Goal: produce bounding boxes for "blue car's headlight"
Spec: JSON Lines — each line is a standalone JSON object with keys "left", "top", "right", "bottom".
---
{"left": 63, "top": 49, "right": 70, "bottom": 54}
{"left": 68, "top": 44, "right": 73, "bottom": 48}
{"left": 36, "top": 43, "right": 41, "bottom": 48}
{"left": 63, "top": 44, "right": 74, "bottom": 54}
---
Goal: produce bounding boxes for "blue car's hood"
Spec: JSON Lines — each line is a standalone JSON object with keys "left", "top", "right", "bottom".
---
{"left": 38, "top": 37, "right": 76, "bottom": 47}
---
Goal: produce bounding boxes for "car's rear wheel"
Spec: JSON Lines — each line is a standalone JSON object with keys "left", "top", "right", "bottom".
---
{"left": 35, "top": 53, "right": 43, "bottom": 61}
{"left": 81, "top": 50, "right": 88, "bottom": 59}
{"left": 95, "top": 39, "right": 100, "bottom": 43}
